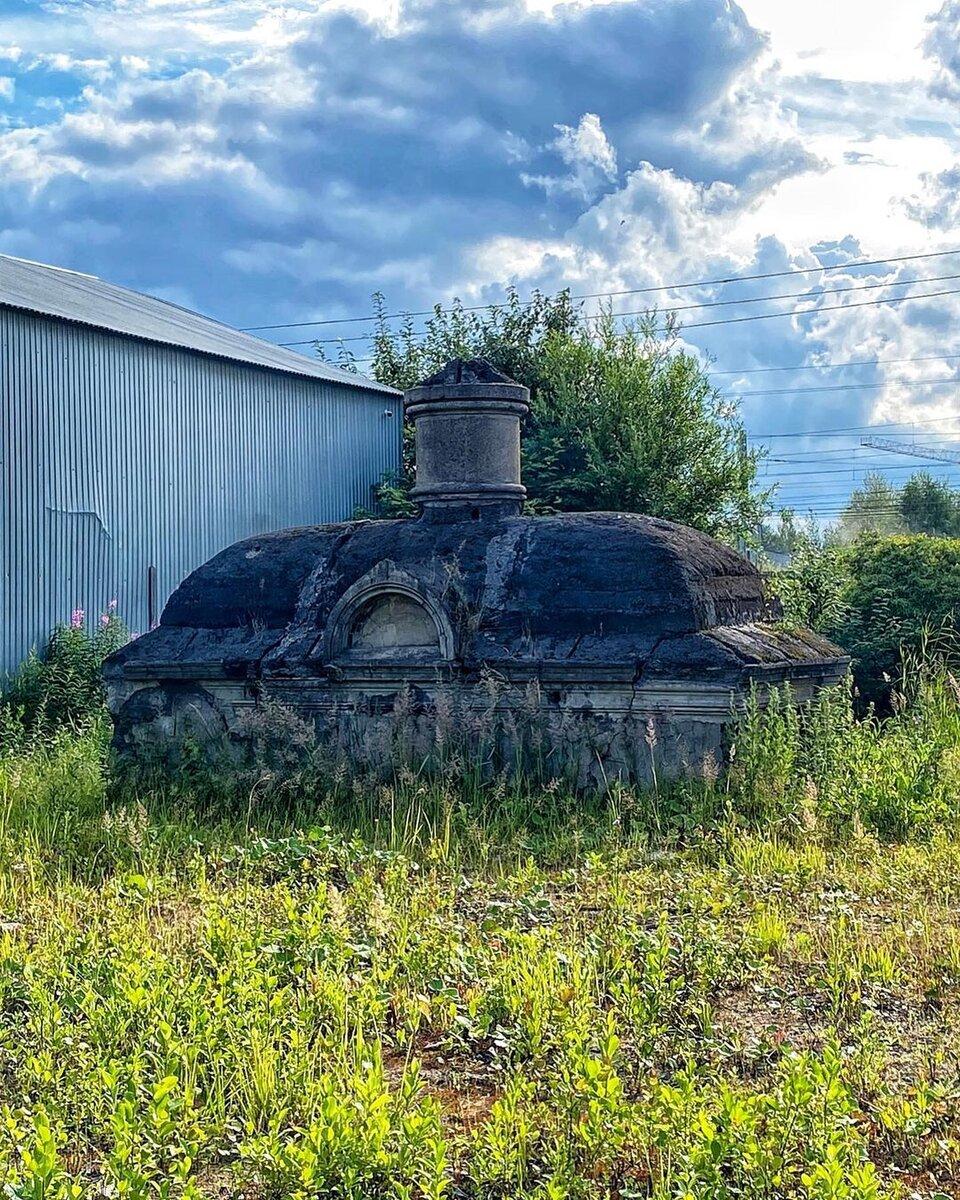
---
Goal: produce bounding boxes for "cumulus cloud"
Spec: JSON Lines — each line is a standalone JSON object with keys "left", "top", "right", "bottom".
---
{"left": 0, "top": 0, "right": 795, "bottom": 324}
{"left": 925, "top": 0, "right": 960, "bottom": 102}
{"left": 0, "top": 0, "right": 956, "bottom": 475}
{"left": 904, "top": 163, "right": 960, "bottom": 229}
{"left": 522, "top": 112, "right": 618, "bottom": 199}
{"left": 902, "top": 3, "right": 960, "bottom": 233}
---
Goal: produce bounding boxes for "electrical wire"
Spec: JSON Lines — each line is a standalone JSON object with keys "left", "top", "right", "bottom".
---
{"left": 710, "top": 351, "right": 960, "bottom": 377}
{"left": 293, "top": 273, "right": 960, "bottom": 347}
{"left": 338, "top": 348, "right": 960, "bottom": 376}
{"left": 736, "top": 378, "right": 960, "bottom": 399}
{"left": 240, "top": 246, "right": 960, "bottom": 332}
{"left": 582, "top": 271, "right": 960, "bottom": 324}
{"left": 279, "top": 282, "right": 960, "bottom": 347}
{"left": 749, "top": 413, "right": 960, "bottom": 439}
{"left": 769, "top": 462, "right": 960, "bottom": 481}
{"left": 283, "top": 284, "right": 960, "bottom": 348}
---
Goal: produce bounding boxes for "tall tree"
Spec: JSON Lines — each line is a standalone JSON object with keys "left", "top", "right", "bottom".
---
{"left": 899, "top": 471, "right": 960, "bottom": 536}
{"left": 837, "top": 473, "right": 904, "bottom": 541}
{"left": 328, "top": 290, "right": 768, "bottom": 541}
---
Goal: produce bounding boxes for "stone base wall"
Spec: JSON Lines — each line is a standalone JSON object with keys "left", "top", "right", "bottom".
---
{"left": 108, "top": 664, "right": 847, "bottom": 789}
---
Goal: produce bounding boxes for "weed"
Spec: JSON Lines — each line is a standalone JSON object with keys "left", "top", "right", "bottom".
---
{"left": 0, "top": 643, "right": 959, "bottom": 1193}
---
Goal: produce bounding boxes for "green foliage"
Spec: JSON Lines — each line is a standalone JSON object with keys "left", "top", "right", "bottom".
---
{"left": 2, "top": 658, "right": 960, "bottom": 1191}
{"left": 835, "top": 470, "right": 960, "bottom": 543}
{"left": 767, "top": 532, "right": 960, "bottom": 709}
{"left": 837, "top": 473, "right": 904, "bottom": 541}
{"left": 0, "top": 606, "right": 127, "bottom": 743}
{"left": 831, "top": 534, "right": 960, "bottom": 707}
{"left": 899, "top": 470, "right": 960, "bottom": 536}
{"left": 760, "top": 508, "right": 820, "bottom": 557}
{"left": 347, "top": 289, "right": 766, "bottom": 541}
{"left": 6, "top": 611, "right": 960, "bottom": 1193}
{"left": 767, "top": 541, "right": 851, "bottom": 634}
{"left": 728, "top": 665, "right": 960, "bottom": 840}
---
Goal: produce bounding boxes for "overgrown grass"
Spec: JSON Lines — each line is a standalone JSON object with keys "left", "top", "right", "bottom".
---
{"left": 3, "top": 667, "right": 960, "bottom": 1195}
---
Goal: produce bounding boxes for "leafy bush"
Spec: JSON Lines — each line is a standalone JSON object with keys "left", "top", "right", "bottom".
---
{"left": 727, "top": 663, "right": 960, "bottom": 841}
{"left": 830, "top": 534, "right": 960, "bottom": 708}
{"left": 349, "top": 289, "right": 767, "bottom": 542}
{"left": 767, "top": 533, "right": 960, "bottom": 709}
{"left": 3, "top": 671, "right": 960, "bottom": 1192}
{"left": 767, "top": 541, "right": 851, "bottom": 634}
{"left": 1, "top": 605, "right": 127, "bottom": 741}
{"left": 833, "top": 469, "right": 960, "bottom": 541}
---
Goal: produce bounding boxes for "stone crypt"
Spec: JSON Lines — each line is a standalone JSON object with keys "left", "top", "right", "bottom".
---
{"left": 106, "top": 359, "right": 847, "bottom": 784}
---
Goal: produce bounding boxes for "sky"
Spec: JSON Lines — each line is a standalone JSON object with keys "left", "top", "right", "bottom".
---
{"left": 2, "top": 0, "right": 960, "bottom": 518}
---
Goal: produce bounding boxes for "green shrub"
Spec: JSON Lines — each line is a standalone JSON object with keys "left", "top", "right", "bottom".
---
{"left": 830, "top": 535, "right": 960, "bottom": 709}
{"left": 767, "top": 534, "right": 960, "bottom": 710}
{"left": 358, "top": 289, "right": 767, "bottom": 542}
{"left": 1, "top": 606, "right": 127, "bottom": 742}
{"left": 767, "top": 542, "right": 851, "bottom": 634}
{"left": 725, "top": 657, "right": 960, "bottom": 841}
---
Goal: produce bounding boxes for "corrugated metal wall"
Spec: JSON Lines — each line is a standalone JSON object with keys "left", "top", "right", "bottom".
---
{"left": 0, "top": 308, "right": 401, "bottom": 673}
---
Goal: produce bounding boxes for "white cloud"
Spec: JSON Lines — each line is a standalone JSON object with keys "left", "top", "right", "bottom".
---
{"left": 522, "top": 112, "right": 618, "bottom": 199}
{"left": 120, "top": 55, "right": 151, "bottom": 76}
{"left": 0, "top": 78, "right": 14, "bottom": 103}
{"left": 28, "top": 52, "right": 113, "bottom": 82}
{"left": 0, "top": 0, "right": 956, "bottom": 475}
{"left": 740, "top": 0, "right": 932, "bottom": 84}
{"left": 555, "top": 113, "right": 617, "bottom": 187}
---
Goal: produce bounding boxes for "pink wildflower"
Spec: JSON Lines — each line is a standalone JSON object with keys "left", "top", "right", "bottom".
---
{"left": 70, "top": 608, "right": 84, "bottom": 629}
{"left": 107, "top": 598, "right": 118, "bottom": 612}
{"left": 100, "top": 613, "right": 110, "bottom": 627}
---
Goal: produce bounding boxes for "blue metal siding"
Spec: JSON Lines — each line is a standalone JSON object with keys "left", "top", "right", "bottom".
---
{"left": 0, "top": 308, "right": 401, "bottom": 672}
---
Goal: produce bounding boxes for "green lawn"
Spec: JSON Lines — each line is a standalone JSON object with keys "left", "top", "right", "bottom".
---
{"left": 2, "top": 680, "right": 960, "bottom": 1198}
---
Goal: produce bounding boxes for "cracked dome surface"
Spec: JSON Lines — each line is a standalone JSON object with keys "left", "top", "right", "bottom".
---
{"left": 109, "top": 510, "right": 840, "bottom": 685}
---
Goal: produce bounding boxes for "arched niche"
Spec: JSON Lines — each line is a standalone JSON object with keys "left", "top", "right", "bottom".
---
{"left": 349, "top": 592, "right": 440, "bottom": 653}
{"left": 324, "top": 568, "right": 455, "bottom": 662}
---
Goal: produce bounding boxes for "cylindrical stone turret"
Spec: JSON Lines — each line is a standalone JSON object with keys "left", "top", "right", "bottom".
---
{"left": 404, "top": 358, "right": 530, "bottom": 517}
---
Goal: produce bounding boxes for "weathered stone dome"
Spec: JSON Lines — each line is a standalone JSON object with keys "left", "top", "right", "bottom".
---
{"left": 106, "top": 357, "right": 846, "bottom": 782}
{"left": 111, "top": 508, "right": 835, "bottom": 686}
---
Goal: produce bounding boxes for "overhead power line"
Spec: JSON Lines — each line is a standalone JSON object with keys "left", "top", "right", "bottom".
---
{"left": 771, "top": 504, "right": 952, "bottom": 516}
{"left": 292, "top": 274, "right": 960, "bottom": 348}
{"left": 326, "top": 347, "right": 960, "bottom": 375}
{"left": 768, "top": 461, "right": 960, "bottom": 481}
{"left": 584, "top": 271, "right": 960, "bottom": 325}
{"left": 278, "top": 282, "right": 960, "bottom": 348}
{"left": 749, "top": 413, "right": 960, "bottom": 439}
{"left": 736, "top": 376, "right": 960, "bottom": 399}
{"left": 674, "top": 284, "right": 960, "bottom": 335}
{"left": 244, "top": 246, "right": 960, "bottom": 333}
{"left": 768, "top": 445, "right": 958, "bottom": 460}
{"left": 710, "top": 351, "right": 960, "bottom": 377}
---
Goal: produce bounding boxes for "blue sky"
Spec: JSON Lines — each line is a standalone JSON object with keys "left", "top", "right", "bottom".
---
{"left": 3, "top": 0, "right": 960, "bottom": 517}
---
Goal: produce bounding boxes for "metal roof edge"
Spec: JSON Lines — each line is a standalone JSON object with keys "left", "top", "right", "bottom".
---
{"left": 0, "top": 296, "right": 401, "bottom": 397}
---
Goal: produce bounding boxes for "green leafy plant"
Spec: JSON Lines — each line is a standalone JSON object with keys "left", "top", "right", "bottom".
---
{"left": 347, "top": 289, "right": 767, "bottom": 542}
{"left": 1, "top": 605, "right": 127, "bottom": 741}
{"left": 831, "top": 534, "right": 960, "bottom": 708}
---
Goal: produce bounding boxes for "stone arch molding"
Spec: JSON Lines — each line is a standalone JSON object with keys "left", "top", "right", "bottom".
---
{"left": 324, "top": 562, "right": 456, "bottom": 661}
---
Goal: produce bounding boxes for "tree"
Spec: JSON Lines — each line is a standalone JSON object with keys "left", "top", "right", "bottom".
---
{"left": 899, "top": 471, "right": 960, "bottom": 536}
{"left": 329, "top": 289, "right": 768, "bottom": 541}
{"left": 761, "top": 508, "right": 825, "bottom": 556}
{"left": 837, "top": 473, "right": 904, "bottom": 541}
{"left": 831, "top": 534, "right": 960, "bottom": 708}
{"left": 766, "top": 540, "right": 851, "bottom": 634}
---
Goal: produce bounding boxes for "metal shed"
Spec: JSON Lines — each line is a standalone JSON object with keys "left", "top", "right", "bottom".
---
{"left": 0, "top": 254, "right": 401, "bottom": 674}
